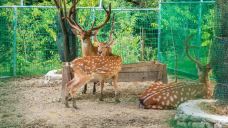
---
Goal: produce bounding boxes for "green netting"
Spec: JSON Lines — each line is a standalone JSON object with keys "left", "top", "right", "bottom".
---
{"left": 0, "top": 7, "right": 61, "bottom": 77}
{"left": 0, "top": 8, "right": 14, "bottom": 77}
{"left": 0, "top": 7, "right": 158, "bottom": 77}
{"left": 74, "top": 8, "right": 159, "bottom": 64}
{"left": 211, "top": 0, "right": 228, "bottom": 101}
{"left": 159, "top": 1, "right": 215, "bottom": 78}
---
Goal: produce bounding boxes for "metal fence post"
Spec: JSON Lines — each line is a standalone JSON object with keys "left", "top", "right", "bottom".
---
{"left": 157, "top": 0, "right": 162, "bottom": 62}
{"left": 13, "top": 7, "right": 17, "bottom": 76}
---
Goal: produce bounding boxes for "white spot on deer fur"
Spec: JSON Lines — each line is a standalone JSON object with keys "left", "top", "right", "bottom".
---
{"left": 170, "top": 96, "right": 174, "bottom": 102}
{"left": 174, "top": 95, "right": 177, "bottom": 99}
{"left": 161, "top": 101, "right": 165, "bottom": 105}
{"left": 152, "top": 105, "right": 157, "bottom": 109}
{"left": 157, "top": 106, "right": 163, "bottom": 109}
{"left": 163, "top": 96, "right": 167, "bottom": 100}
{"left": 166, "top": 100, "right": 170, "bottom": 105}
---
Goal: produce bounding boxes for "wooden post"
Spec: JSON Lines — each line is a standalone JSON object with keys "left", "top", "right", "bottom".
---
{"left": 61, "top": 62, "right": 73, "bottom": 103}
{"left": 140, "top": 27, "right": 145, "bottom": 61}
{"left": 54, "top": 0, "right": 76, "bottom": 103}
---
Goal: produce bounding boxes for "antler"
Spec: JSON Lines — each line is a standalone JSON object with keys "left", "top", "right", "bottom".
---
{"left": 184, "top": 34, "right": 203, "bottom": 68}
{"left": 93, "top": 14, "right": 115, "bottom": 47}
{"left": 107, "top": 14, "right": 115, "bottom": 46}
{"left": 88, "top": 3, "right": 112, "bottom": 32}
{"left": 66, "top": 1, "right": 111, "bottom": 35}
{"left": 66, "top": 0, "right": 84, "bottom": 34}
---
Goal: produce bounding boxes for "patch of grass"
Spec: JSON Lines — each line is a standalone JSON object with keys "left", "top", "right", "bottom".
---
{"left": 169, "top": 118, "right": 182, "bottom": 128}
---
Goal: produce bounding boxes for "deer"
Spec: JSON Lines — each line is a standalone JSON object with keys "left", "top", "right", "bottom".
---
{"left": 138, "top": 34, "right": 213, "bottom": 109}
{"left": 65, "top": 0, "right": 112, "bottom": 94}
{"left": 65, "top": 56, "right": 122, "bottom": 109}
{"left": 95, "top": 14, "right": 116, "bottom": 57}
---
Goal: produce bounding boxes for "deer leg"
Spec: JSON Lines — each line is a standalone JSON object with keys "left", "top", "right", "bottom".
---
{"left": 82, "top": 84, "right": 87, "bottom": 94}
{"left": 113, "top": 75, "right": 120, "bottom": 103}
{"left": 99, "top": 80, "right": 104, "bottom": 101}
{"left": 72, "top": 96, "right": 78, "bottom": 109}
{"left": 65, "top": 93, "right": 70, "bottom": 108}
{"left": 65, "top": 78, "right": 79, "bottom": 108}
{"left": 92, "top": 82, "right": 97, "bottom": 95}
{"left": 70, "top": 75, "right": 91, "bottom": 109}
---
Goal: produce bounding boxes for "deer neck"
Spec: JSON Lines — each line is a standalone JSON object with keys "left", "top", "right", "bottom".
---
{"left": 81, "top": 38, "right": 98, "bottom": 56}
{"left": 197, "top": 65, "right": 211, "bottom": 84}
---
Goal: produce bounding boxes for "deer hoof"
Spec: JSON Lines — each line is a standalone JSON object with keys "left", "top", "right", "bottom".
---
{"left": 82, "top": 90, "right": 87, "bottom": 94}
{"left": 99, "top": 97, "right": 104, "bottom": 101}
{"left": 73, "top": 105, "right": 78, "bottom": 109}
{"left": 115, "top": 98, "right": 120, "bottom": 103}
{"left": 65, "top": 103, "right": 70, "bottom": 108}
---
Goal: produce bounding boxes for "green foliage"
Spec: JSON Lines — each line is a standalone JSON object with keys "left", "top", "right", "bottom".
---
{"left": 0, "top": 0, "right": 215, "bottom": 78}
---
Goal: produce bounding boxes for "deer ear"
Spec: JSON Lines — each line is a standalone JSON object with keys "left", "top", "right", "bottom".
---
{"left": 93, "top": 41, "right": 99, "bottom": 47}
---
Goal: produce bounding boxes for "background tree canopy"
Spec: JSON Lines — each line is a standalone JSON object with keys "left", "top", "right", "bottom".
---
{"left": 0, "top": 0, "right": 159, "bottom": 8}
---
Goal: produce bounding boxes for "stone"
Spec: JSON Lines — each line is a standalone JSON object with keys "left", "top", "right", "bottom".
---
{"left": 204, "top": 122, "right": 213, "bottom": 128}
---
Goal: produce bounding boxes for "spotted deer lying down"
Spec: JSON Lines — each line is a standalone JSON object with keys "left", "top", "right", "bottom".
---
{"left": 65, "top": 56, "right": 122, "bottom": 109}
{"left": 139, "top": 81, "right": 207, "bottom": 109}
{"left": 139, "top": 34, "right": 212, "bottom": 109}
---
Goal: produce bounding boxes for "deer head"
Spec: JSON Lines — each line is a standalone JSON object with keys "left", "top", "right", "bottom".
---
{"left": 66, "top": 0, "right": 112, "bottom": 56}
{"left": 184, "top": 35, "right": 212, "bottom": 83}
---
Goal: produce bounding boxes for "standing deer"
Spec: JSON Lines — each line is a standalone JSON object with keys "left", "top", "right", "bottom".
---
{"left": 65, "top": 56, "right": 122, "bottom": 109}
{"left": 65, "top": 0, "right": 112, "bottom": 94}
{"left": 139, "top": 34, "right": 213, "bottom": 109}
{"left": 93, "top": 15, "right": 117, "bottom": 100}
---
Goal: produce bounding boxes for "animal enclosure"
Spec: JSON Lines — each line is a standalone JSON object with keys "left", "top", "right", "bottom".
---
{"left": 0, "top": 1, "right": 217, "bottom": 79}
{"left": 1, "top": 0, "right": 228, "bottom": 127}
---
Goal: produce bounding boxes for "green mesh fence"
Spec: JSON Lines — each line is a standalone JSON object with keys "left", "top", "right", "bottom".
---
{"left": 159, "top": 1, "right": 215, "bottom": 78}
{"left": 0, "top": 7, "right": 61, "bottom": 77}
{"left": 0, "top": 7, "right": 159, "bottom": 77}
{"left": 73, "top": 8, "right": 159, "bottom": 64}
{"left": 0, "top": 8, "right": 14, "bottom": 77}
{"left": 211, "top": 0, "right": 228, "bottom": 101}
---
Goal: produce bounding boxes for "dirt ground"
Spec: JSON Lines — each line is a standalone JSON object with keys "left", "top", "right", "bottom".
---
{"left": 0, "top": 77, "right": 175, "bottom": 128}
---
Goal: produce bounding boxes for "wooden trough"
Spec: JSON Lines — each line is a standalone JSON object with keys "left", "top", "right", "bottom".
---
{"left": 118, "top": 61, "right": 168, "bottom": 83}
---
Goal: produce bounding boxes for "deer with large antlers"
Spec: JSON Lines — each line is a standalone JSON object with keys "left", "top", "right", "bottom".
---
{"left": 139, "top": 34, "right": 213, "bottom": 109}
{"left": 64, "top": 0, "right": 113, "bottom": 94}
{"left": 65, "top": 56, "right": 122, "bottom": 109}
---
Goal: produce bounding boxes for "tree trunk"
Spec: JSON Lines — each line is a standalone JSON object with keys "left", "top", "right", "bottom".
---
{"left": 55, "top": 5, "right": 77, "bottom": 103}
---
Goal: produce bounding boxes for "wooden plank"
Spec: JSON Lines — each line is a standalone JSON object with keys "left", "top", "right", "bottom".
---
{"left": 118, "top": 71, "right": 159, "bottom": 82}
{"left": 118, "top": 61, "right": 168, "bottom": 83}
